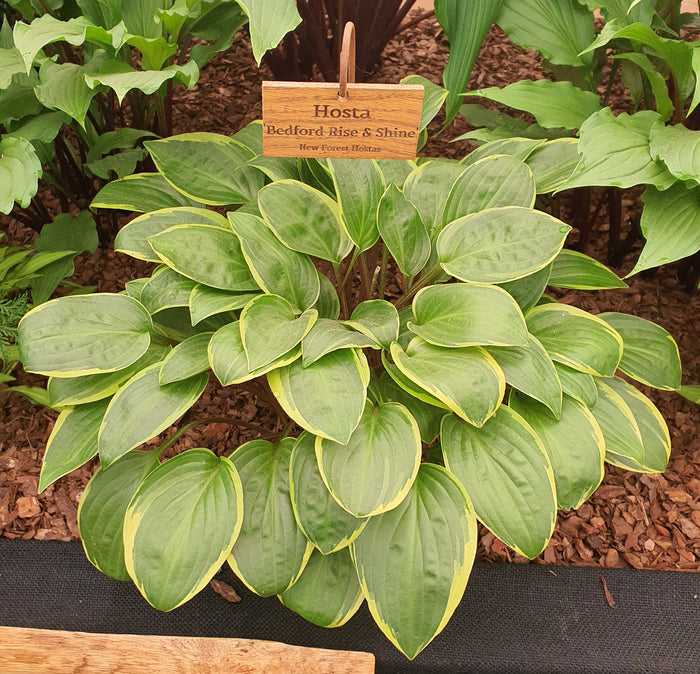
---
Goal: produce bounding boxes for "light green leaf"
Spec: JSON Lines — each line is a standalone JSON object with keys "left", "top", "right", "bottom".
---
{"left": 438, "top": 206, "right": 569, "bottom": 284}
{"left": 267, "top": 349, "right": 368, "bottom": 444}
{"left": 258, "top": 180, "right": 353, "bottom": 263}
{"left": 240, "top": 294, "right": 316, "bottom": 370}
{"left": 650, "top": 122, "right": 700, "bottom": 183}
{"left": 328, "top": 158, "right": 383, "bottom": 251}
{"left": 6, "top": 110, "right": 69, "bottom": 143}
{"left": 0, "top": 136, "right": 41, "bottom": 213}
{"left": 611, "top": 52, "right": 674, "bottom": 122}
{"left": 509, "top": 392, "right": 604, "bottom": 510}
{"left": 442, "top": 406, "right": 557, "bottom": 558}
{"left": 124, "top": 449, "right": 243, "bottom": 611}
{"left": 140, "top": 267, "right": 198, "bottom": 315}
{"left": 678, "top": 385, "right": 700, "bottom": 404}
{"left": 189, "top": 285, "right": 259, "bottom": 326}
{"left": 467, "top": 80, "right": 601, "bottom": 130}
{"left": 409, "top": 283, "right": 528, "bottom": 348}
{"left": 375, "top": 159, "right": 415, "bottom": 188}
{"left": 39, "top": 399, "right": 109, "bottom": 492}
{"left": 228, "top": 211, "right": 319, "bottom": 312}
{"left": 390, "top": 339, "right": 504, "bottom": 427}
{"left": 342, "top": 300, "right": 399, "bottom": 350}
{"left": 78, "top": 449, "right": 160, "bottom": 581}
{"left": 312, "top": 272, "right": 340, "bottom": 320}
{"left": 35, "top": 60, "right": 96, "bottom": 127}
{"left": 486, "top": 334, "right": 562, "bottom": 418}
{"left": 145, "top": 133, "right": 263, "bottom": 205}
{"left": 526, "top": 303, "right": 623, "bottom": 377}
{"left": 148, "top": 224, "right": 258, "bottom": 292}
{"left": 19, "top": 294, "right": 152, "bottom": 377}
{"left": 460, "top": 138, "right": 546, "bottom": 167}
{"left": 115, "top": 207, "right": 229, "bottom": 262}
{"left": 401, "top": 75, "right": 448, "bottom": 132}
{"left": 228, "top": 438, "right": 312, "bottom": 596}
{"left": 301, "top": 319, "right": 377, "bottom": 367}
{"left": 159, "top": 332, "right": 212, "bottom": 385}
{"left": 0, "top": 46, "right": 25, "bottom": 88}
{"left": 289, "top": 432, "right": 368, "bottom": 555}
{"left": 598, "top": 312, "right": 681, "bottom": 390}
{"left": 317, "top": 400, "right": 422, "bottom": 517}
{"left": 553, "top": 361, "right": 598, "bottom": 408}
{"left": 235, "top": 0, "right": 301, "bottom": 64}
{"left": 351, "top": 463, "right": 477, "bottom": 660}
{"left": 98, "top": 365, "right": 208, "bottom": 466}
{"left": 497, "top": 264, "right": 552, "bottom": 314}
{"left": 525, "top": 138, "right": 582, "bottom": 194}
{"left": 548, "top": 249, "right": 628, "bottom": 289}
{"left": 92, "top": 173, "right": 200, "bottom": 212}
{"left": 279, "top": 547, "right": 363, "bottom": 628}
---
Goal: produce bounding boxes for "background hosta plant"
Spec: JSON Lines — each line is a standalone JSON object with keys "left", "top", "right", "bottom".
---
{"left": 19, "top": 121, "right": 682, "bottom": 659}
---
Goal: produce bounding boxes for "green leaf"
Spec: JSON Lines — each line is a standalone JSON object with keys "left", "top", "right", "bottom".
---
{"left": 509, "top": 392, "right": 604, "bottom": 510}
{"left": 467, "top": 80, "right": 601, "bottom": 130}
{"left": 92, "top": 173, "right": 200, "bottom": 212}
{"left": 235, "top": 0, "right": 301, "bottom": 64}
{"left": 228, "top": 438, "right": 312, "bottom": 596}
{"left": 188, "top": 2, "right": 248, "bottom": 67}
{"left": 342, "top": 300, "right": 399, "bottom": 350}
{"left": 145, "top": 133, "right": 263, "bottom": 205}
{"left": 525, "top": 138, "right": 582, "bottom": 194}
{"left": 289, "top": 432, "right": 368, "bottom": 554}
{"left": 317, "top": 400, "right": 422, "bottom": 517}
{"left": 38, "top": 399, "right": 109, "bottom": 492}
{"left": 98, "top": 365, "right": 208, "bottom": 466}
{"left": 6, "top": 110, "right": 69, "bottom": 143}
{"left": 258, "top": 180, "right": 353, "bottom": 263}
{"left": 611, "top": 52, "right": 674, "bottom": 122}
{"left": 351, "top": 463, "right": 477, "bottom": 660}
{"left": 240, "top": 294, "right": 316, "bottom": 370}
{"left": 0, "top": 136, "right": 41, "bottom": 213}
{"left": 86, "top": 148, "right": 148, "bottom": 181}
{"left": 630, "top": 183, "right": 700, "bottom": 276}
{"left": 189, "top": 285, "right": 259, "bottom": 326}
{"left": 140, "top": 267, "right": 198, "bottom": 315}
{"left": 35, "top": 210, "right": 98, "bottom": 256}
{"left": 526, "top": 303, "right": 623, "bottom": 377}
{"left": 327, "top": 158, "right": 383, "bottom": 251}
{"left": 678, "top": 385, "right": 700, "bottom": 404}
{"left": 435, "top": 0, "right": 505, "bottom": 126}
{"left": 19, "top": 294, "right": 152, "bottom": 377}
{"left": 377, "top": 184, "right": 430, "bottom": 279}
{"left": 401, "top": 75, "right": 448, "bottom": 132}
{"left": 460, "top": 138, "right": 546, "bottom": 167}
{"left": 409, "top": 283, "right": 528, "bottom": 348}
{"left": 601, "top": 377, "right": 670, "bottom": 473}
{"left": 301, "top": 319, "right": 377, "bottom": 367}
{"left": 442, "top": 406, "right": 557, "bottom": 558}
{"left": 124, "top": 449, "right": 243, "bottom": 611}
{"left": 650, "top": 122, "right": 700, "bottom": 183}
{"left": 148, "top": 224, "right": 258, "bottom": 292}
{"left": 562, "top": 109, "right": 676, "bottom": 191}
{"left": 375, "top": 159, "right": 415, "bottom": 188}
{"left": 443, "top": 155, "right": 536, "bottom": 227}
{"left": 159, "top": 332, "right": 212, "bottom": 385}
{"left": 598, "top": 312, "right": 681, "bottom": 390}
{"left": 486, "top": 334, "right": 562, "bottom": 418}
{"left": 115, "top": 207, "right": 229, "bottom": 262}
{"left": 228, "top": 211, "right": 319, "bottom": 312}
{"left": 35, "top": 60, "right": 96, "bottom": 127}
{"left": 0, "top": 46, "right": 25, "bottom": 88}
{"left": 497, "top": 264, "right": 552, "bottom": 314}
{"left": 390, "top": 339, "right": 504, "bottom": 427}
{"left": 267, "top": 349, "right": 368, "bottom": 444}
{"left": 438, "top": 206, "right": 570, "bottom": 284}
{"left": 279, "top": 547, "right": 363, "bottom": 628}
{"left": 312, "top": 272, "right": 340, "bottom": 320}
{"left": 78, "top": 449, "right": 160, "bottom": 581}
{"left": 548, "top": 249, "right": 628, "bottom": 289}
{"left": 553, "top": 361, "right": 598, "bottom": 408}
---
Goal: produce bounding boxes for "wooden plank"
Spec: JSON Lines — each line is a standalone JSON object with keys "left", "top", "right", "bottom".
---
{"left": 0, "top": 626, "right": 375, "bottom": 673}
{"left": 262, "top": 81, "right": 424, "bottom": 159}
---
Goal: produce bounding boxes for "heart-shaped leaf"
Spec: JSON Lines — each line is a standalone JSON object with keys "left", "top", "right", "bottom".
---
{"left": 343, "top": 300, "right": 399, "bottom": 349}
{"left": 301, "top": 319, "right": 377, "bottom": 367}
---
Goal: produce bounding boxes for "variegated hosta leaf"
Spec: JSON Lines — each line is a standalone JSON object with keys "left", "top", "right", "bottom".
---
{"left": 351, "top": 463, "right": 478, "bottom": 660}
{"left": 115, "top": 207, "right": 229, "bottom": 262}
{"left": 390, "top": 339, "right": 504, "bottom": 427}
{"left": 228, "top": 211, "right": 320, "bottom": 312}
{"left": 316, "top": 400, "right": 422, "bottom": 517}
{"left": 509, "top": 392, "right": 604, "bottom": 510}
{"left": 486, "top": 334, "right": 562, "bottom": 418}
{"left": 548, "top": 249, "right": 627, "bottom": 290}
{"left": 409, "top": 283, "right": 528, "bottom": 348}
{"left": 91, "top": 173, "right": 200, "bottom": 212}
{"left": 526, "top": 303, "right": 623, "bottom": 377}
{"left": 279, "top": 547, "right": 363, "bottom": 628}
{"left": 313, "top": 272, "right": 340, "bottom": 320}
{"left": 159, "top": 332, "right": 212, "bottom": 385}
{"left": 189, "top": 285, "right": 260, "bottom": 325}
{"left": 78, "top": 449, "right": 160, "bottom": 581}
{"left": 18, "top": 294, "right": 152, "bottom": 377}
{"left": 240, "top": 294, "right": 316, "bottom": 371}
{"left": 267, "top": 349, "right": 369, "bottom": 444}
{"left": 289, "top": 432, "right": 368, "bottom": 554}
{"left": 460, "top": 137, "right": 546, "bottom": 167}
{"left": 342, "top": 300, "right": 399, "bottom": 350}
{"left": 598, "top": 312, "right": 681, "bottom": 391}
{"left": 437, "top": 206, "right": 570, "bottom": 284}
{"left": 139, "top": 267, "right": 198, "bottom": 315}
{"left": 38, "top": 399, "right": 109, "bottom": 492}
{"left": 301, "top": 319, "right": 377, "bottom": 367}
{"left": 98, "top": 365, "right": 208, "bottom": 466}
{"left": 525, "top": 138, "right": 581, "bottom": 194}
{"left": 124, "top": 449, "right": 243, "bottom": 611}
{"left": 441, "top": 407, "right": 557, "bottom": 558}
{"left": 228, "top": 439, "right": 312, "bottom": 596}
{"left": 497, "top": 264, "right": 551, "bottom": 314}
{"left": 553, "top": 361, "right": 598, "bottom": 408}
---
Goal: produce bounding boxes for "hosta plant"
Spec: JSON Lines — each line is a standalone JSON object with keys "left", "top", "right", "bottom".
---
{"left": 19, "top": 124, "right": 682, "bottom": 659}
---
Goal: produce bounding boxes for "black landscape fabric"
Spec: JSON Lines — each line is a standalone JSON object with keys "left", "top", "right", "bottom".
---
{"left": 0, "top": 540, "right": 698, "bottom": 674}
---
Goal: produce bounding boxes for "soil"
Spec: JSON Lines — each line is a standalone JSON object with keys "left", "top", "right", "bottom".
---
{"left": 1, "top": 15, "right": 699, "bottom": 577}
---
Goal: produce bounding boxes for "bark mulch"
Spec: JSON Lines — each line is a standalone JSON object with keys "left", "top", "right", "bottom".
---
{"left": 1, "top": 17, "right": 698, "bottom": 576}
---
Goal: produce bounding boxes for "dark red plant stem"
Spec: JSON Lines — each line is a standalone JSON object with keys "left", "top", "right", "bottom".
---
{"left": 571, "top": 187, "right": 593, "bottom": 252}
{"left": 297, "top": 1, "right": 337, "bottom": 81}
{"left": 606, "top": 187, "right": 623, "bottom": 263}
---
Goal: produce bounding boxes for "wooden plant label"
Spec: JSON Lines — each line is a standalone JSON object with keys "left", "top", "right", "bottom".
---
{"left": 262, "top": 81, "right": 424, "bottom": 159}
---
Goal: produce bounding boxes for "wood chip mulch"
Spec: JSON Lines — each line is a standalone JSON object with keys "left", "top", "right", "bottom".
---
{"left": 1, "top": 17, "right": 698, "bottom": 575}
